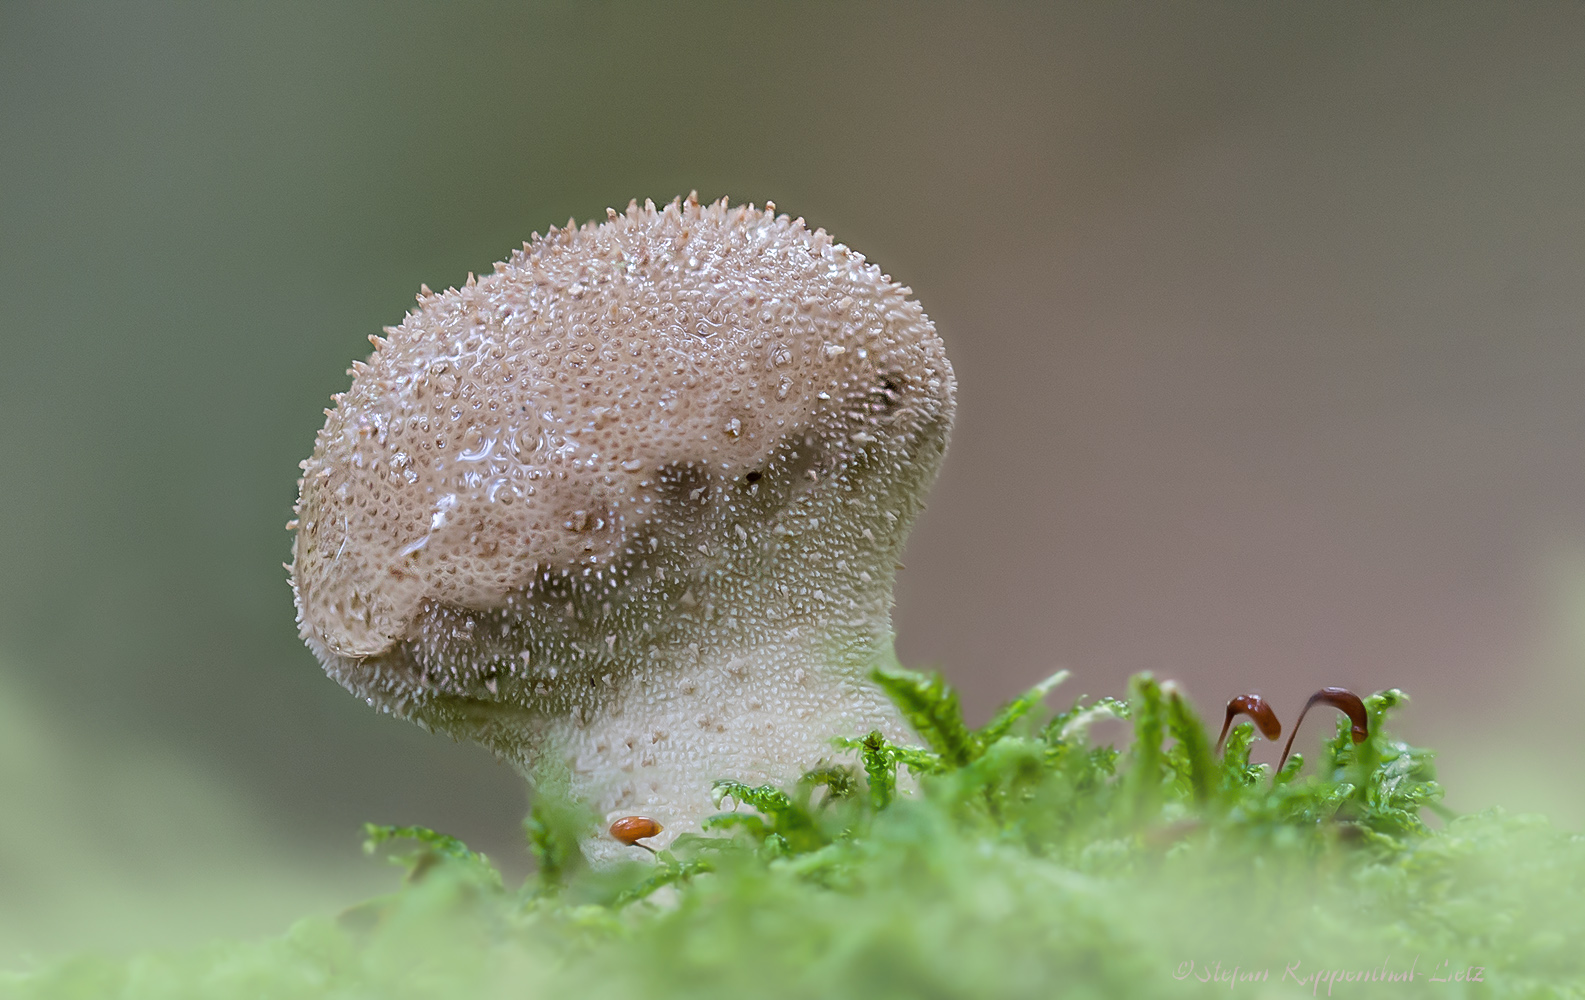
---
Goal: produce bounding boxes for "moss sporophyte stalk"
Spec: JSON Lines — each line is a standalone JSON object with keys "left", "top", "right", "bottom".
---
{"left": 7, "top": 200, "right": 1581, "bottom": 998}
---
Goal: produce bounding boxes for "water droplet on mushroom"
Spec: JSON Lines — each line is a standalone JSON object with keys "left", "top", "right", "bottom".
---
{"left": 458, "top": 436, "right": 496, "bottom": 462}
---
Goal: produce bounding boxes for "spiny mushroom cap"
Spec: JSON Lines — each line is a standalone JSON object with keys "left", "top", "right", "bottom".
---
{"left": 290, "top": 195, "right": 954, "bottom": 737}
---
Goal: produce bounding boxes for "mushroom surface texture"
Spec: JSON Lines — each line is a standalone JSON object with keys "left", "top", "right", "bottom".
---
{"left": 289, "top": 194, "right": 955, "bottom": 860}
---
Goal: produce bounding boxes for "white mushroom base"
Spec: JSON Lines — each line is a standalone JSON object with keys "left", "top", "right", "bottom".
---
{"left": 519, "top": 639, "right": 916, "bottom": 866}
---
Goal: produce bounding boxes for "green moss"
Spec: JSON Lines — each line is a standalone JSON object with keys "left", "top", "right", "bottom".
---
{"left": 6, "top": 670, "right": 1584, "bottom": 999}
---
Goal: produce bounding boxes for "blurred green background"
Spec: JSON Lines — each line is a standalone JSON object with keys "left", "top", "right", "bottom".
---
{"left": 3, "top": 1, "right": 1584, "bottom": 962}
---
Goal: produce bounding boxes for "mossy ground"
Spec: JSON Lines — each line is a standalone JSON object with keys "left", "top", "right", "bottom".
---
{"left": 5, "top": 669, "right": 1583, "bottom": 999}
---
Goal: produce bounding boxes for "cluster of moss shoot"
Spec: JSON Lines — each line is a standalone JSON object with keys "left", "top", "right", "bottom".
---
{"left": 9, "top": 670, "right": 1585, "bottom": 999}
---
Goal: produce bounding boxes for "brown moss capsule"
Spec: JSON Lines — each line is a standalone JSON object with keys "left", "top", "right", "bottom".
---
{"left": 610, "top": 815, "right": 664, "bottom": 848}
{"left": 1215, "top": 693, "right": 1282, "bottom": 752}
{"left": 1278, "top": 687, "right": 1369, "bottom": 771}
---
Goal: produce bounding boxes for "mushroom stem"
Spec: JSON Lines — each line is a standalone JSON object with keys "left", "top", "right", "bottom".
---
{"left": 518, "top": 634, "right": 916, "bottom": 862}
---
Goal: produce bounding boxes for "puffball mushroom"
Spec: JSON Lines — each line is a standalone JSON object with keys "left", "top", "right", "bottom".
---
{"left": 289, "top": 194, "right": 955, "bottom": 860}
